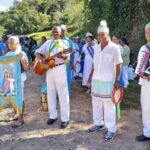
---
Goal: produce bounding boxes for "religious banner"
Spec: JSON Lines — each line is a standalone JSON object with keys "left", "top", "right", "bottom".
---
{"left": 0, "top": 55, "right": 23, "bottom": 113}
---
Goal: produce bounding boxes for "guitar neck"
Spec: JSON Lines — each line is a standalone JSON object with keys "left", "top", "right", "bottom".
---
{"left": 47, "top": 48, "right": 71, "bottom": 60}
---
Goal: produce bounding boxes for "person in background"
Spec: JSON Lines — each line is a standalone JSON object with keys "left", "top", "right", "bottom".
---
{"left": 28, "top": 37, "right": 38, "bottom": 62}
{"left": 120, "top": 37, "right": 130, "bottom": 88}
{"left": 135, "top": 22, "right": 150, "bottom": 142}
{"left": 112, "top": 35, "right": 124, "bottom": 88}
{"left": 0, "top": 35, "right": 8, "bottom": 56}
{"left": 7, "top": 36, "right": 29, "bottom": 127}
{"left": 82, "top": 32, "right": 97, "bottom": 90}
{"left": 87, "top": 20, "right": 122, "bottom": 141}
{"left": 73, "top": 37, "right": 81, "bottom": 79}
{"left": 40, "top": 36, "right": 47, "bottom": 46}
{"left": 112, "top": 35, "right": 124, "bottom": 55}
{"left": 78, "top": 38, "right": 83, "bottom": 55}
{"left": 60, "top": 24, "right": 75, "bottom": 96}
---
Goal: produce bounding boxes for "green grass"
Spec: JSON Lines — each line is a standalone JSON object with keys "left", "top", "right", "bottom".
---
{"left": 27, "top": 31, "right": 52, "bottom": 43}
{"left": 27, "top": 27, "right": 81, "bottom": 44}
{"left": 122, "top": 80, "right": 141, "bottom": 110}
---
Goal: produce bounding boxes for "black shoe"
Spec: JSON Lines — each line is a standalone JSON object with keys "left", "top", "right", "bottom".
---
{"left": 60, "top": 121, "right": 69, "bottom": 129}
{"left": 88, "top": 125, "right": 104, "bottom": 133}
{"left": 47, "top": 118, "right": 57, "bottom": 125}
{"left": 104, "top": 132, "right": 115, "bottom": 141}
{"left": 136, "top": 135, "right": 150, "bottom": 142}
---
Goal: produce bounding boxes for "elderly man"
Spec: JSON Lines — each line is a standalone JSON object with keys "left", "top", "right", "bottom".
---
{"left": 60, "top": 24, "right": 75, "bottom": 96}
{"left": 36, "top": 26, "right": 70, "bottom": 129}
{"left": 135, "top": 22, "right": 150, "bottom": 142}
{"left": 87, "top": 21, "right": 123, "bottom": 141}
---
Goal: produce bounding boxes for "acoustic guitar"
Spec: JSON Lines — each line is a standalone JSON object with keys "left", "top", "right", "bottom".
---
{"left": 34, "top": 48, "right": 72, "bottom": 75}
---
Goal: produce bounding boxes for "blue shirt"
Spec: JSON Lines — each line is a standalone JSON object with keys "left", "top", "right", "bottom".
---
{"left": 0, "top": 43, "right": 6, "bottom": 56}
{"left": 65, "top": 37, "right": 76, "bottom": 53}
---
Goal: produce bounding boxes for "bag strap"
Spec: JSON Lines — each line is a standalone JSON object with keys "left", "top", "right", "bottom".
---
{"left": 48, "top": 39, "right": 64, "bottom": 52}
{"left": 49, "top": 39, "right": 55, "bottom": 52}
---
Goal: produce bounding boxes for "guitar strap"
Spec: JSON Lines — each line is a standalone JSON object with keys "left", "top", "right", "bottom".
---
{"left": 49, "top": 40, "right": 55, "bottom": 52}
{"left": 49, "top": 39, "right": 64, "bottom": 52}
{"left": 48, "top": 39, "right": 69, "bottom": 64}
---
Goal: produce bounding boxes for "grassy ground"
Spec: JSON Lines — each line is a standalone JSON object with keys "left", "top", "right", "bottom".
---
{"left": 122, "top": 80, "right": 141, "bottom": 110}
{"left": 27, "top": 31, "right": 51, "bottom": 43}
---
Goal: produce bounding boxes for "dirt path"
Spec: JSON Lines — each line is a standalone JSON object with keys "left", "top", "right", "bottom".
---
{"left": 0, "top": 68, "right": 150, "bottom": 150}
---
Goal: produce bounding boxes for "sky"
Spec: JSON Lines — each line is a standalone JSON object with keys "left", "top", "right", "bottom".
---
{"left": 0, "top": 0, "right": 13, "bottom": 10}
{"left": 0, "top": 0, "right": 22, "bottom": 11}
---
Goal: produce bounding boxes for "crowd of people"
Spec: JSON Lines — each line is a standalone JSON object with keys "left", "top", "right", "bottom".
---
{"left": 0, "top": 20, "right": 150, "bottom": 142}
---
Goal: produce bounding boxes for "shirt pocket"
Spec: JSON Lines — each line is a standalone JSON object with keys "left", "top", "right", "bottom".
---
{"left": 103, "top": 53, "right": 113, "bottom": 63}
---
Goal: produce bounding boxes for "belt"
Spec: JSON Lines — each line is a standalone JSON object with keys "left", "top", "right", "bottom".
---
{"left": 54, "top": 63, "right": 64, "bottom": 67}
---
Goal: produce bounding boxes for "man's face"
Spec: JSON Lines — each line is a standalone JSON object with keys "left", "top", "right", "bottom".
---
{"left": 112, "top": 36, "right": 119, "bottom": 44}
{"left": 98, "top": 32, "right": 108, "bottom": 43}
{"left": 61, "top": 29, "right": 66, "bottom": 37}
{"left": 145, "top": 29, "right": 150, "bottom": 42}
{"left": 52, "top": 28, "right": 60, "bottom": 39}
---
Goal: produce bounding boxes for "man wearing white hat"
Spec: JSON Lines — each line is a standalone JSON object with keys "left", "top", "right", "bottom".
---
{"left": 135, "top": 22, "right": 150, "bottom": 142}
{"left": 87, "top": 21, "right": 123, "bottom": 141}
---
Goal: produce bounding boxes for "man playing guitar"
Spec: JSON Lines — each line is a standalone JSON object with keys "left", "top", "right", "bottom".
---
{"left": 36, "top": 26, "right": 70, "bottom": 129}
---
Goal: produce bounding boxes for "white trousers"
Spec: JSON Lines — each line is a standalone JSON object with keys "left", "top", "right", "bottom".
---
{"left": 46, "top": 65, "right": 70, "bottom": 122}
{"left": 122, "top": 65, "right": 129, "bottom": 88}
{"left": 140, "top": 79, "right": 150, "bottom": 137}
{"left": 92, "top": 96, "right": 117, "bottom": 133}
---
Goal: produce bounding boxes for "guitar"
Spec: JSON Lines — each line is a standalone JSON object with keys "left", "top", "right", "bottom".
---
{"left": 34, "top": 48, "right": 72, "bottom": 75}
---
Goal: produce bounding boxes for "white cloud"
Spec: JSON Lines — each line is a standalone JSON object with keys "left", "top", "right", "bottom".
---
{"left": 0, "top": 4, "right": 8, "bottom": 12}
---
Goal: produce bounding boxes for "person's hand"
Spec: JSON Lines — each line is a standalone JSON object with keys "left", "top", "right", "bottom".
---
{"left": 70, "top": 63, "right": 75, "bottom": 70}
{"left": 57, "top": 53, "right": 63, "bottom": 58}
{"left": 18, "top": 52, "right": 23, "bottom": 61}
{"left": 87, "top": 79, "right": 91, "bottom": 89}
{"left": 114, "top": 80, "right": 120, "bottom": 89}
{"left": 41, "top": 58, "right": 47, "bottom": 63}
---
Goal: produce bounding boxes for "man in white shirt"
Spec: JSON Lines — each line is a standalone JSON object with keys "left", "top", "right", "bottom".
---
{"left": 87, "top": 21, "right": 123, "bottom": 141}
{"left": 36, "top": 26, "right": 70, "bottom": 129}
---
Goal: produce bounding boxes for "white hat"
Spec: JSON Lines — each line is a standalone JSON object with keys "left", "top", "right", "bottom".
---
{"left": 8, "top": 36, "right": 19, "bottom": 43}
{"left": 97, "top": 20, "right": 109, "bottom": 34}
{"left": 145, "top": 22, "right": 150, "bottom": 30}
{"left": 86, "top": 32, "right": 93, "bottom": 37}
{"left": 60, "top": 24, "right": 67, "bottom": 31}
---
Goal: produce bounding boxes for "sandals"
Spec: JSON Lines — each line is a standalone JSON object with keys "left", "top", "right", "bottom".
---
{"left": 9, "top": 115, "right": 18, "bottom": 121}
{"left": 11, "top": 120, "right": 24, "bottom": 128}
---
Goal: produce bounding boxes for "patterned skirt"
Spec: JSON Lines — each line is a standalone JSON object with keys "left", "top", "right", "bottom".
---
{"left": 91, "top": 79, "right": 114, "bottom": 99}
